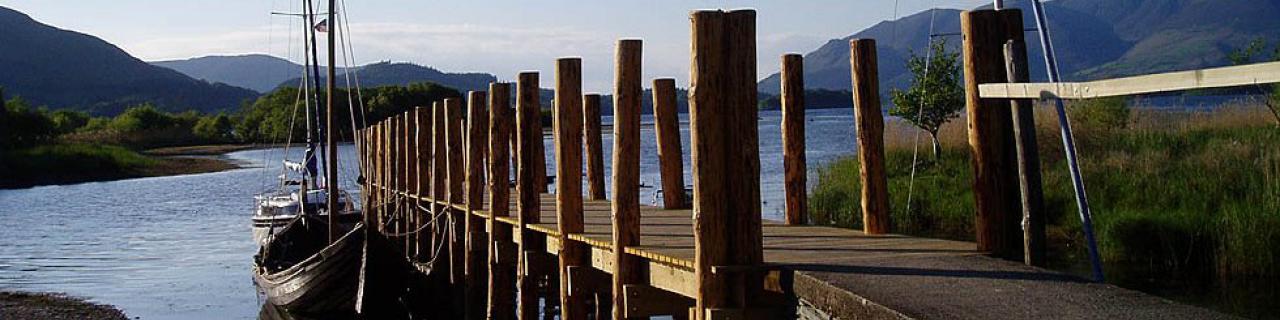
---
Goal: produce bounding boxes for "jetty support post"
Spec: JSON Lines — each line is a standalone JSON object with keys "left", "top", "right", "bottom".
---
{"left": 653, "top": 78, "right": 688, "bottom": 209}
{"left": 583, "top": 94, "right": 607, "bottom": 201}
{"left": 417, "top": 106, "right": 434, "bottom": 260}
{"left": 487, "top": 83, "right": 517, "bottom": 319}
{"left": 781, "top": 53, "right": 808, "bottom": 225}
{"left": 1003, "top": 40, "right": 1047, "bottom": 266}
{"left": 466, "top": 91, "right": 491, "bottom": 319}
{"left": 406, "top": 112, "right": 419, "bottom": 254}
{"left": 386, "top": 115, "right": 396, "bottom": 235}
{"left": 447, "top": 97, "right": 468, "bottom": 295}
{"left": 553, "top": 57, "right": 589, "bottom": 320}
{"left": 515, "top": 71, "right": 546, "bottom": 320}
{"left": 396, "top": 115, "right": 407, "bottom": 236}
{"left": 611, "top": 39, "right": 645, "bottom": 319}
{"left": 434, "top": 101, "right": 449, "bottom": 266}
{"left": 962, "top": 9, "right": 1026, "bottom": 260}
{"left": 850, "top": 39, "right": 890, "bottom": 234}
{"left": 689, "top": 10, "right": 766, "bottom": 319}
{"left": 376, "top": 121, "right": 384, "bottom": 221}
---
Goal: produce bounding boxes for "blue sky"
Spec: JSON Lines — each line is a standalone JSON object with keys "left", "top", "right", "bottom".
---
{"left": 0, "top": 0, "right": 988, "bottom": 91}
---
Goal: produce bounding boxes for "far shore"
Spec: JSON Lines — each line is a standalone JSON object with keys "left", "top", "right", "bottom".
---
{"left": 0, "top": 144, "right": 268, "bottom": 190}
{"left": 0, "top": 291, "right": 127, "bottom": 320}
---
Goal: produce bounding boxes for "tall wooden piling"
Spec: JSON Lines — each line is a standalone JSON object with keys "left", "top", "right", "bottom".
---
{"left": 393, "top": 115, "right": 404, "bottom": 236}
{"left": 689, "top": 10, "right": 763, "bottom": 318}
{"left": 583, "top": 94, "right": 607, "bottom": 201}
{"left": 961, "top": 9, "right": 1026, "bottom": 260}
{"left": 447, "top": 98, "right": 467, "bottom": 292}
{"left": 781, "top": 54, "right": 808, "bottom": 225}
{"left": 553, "top": 57, "right": 588, "bottom": 320}
{"left": 850, "top": 39, "right": 890, "bottom": 234}
{"left": 487, "top": 83, "right": 517, "bottom": 320}
{"left": 466, "top": 91, "right": 491, "bottom": 319}
{"left": 515, "top": 71, "right": 544, "bottom": 320}
{"left": 433, "top": 101, "right": 447, "bottom": 259}
{"left": 406, "top": 111, "right": 420, "bottom": 254}
{"left": 1004, "top": 40, "right": 1046, "bottom": 267}
{"left": 653, "top": 78, "right": 688, "bottom": 209}
{"left": 417, "top": 106, "right": 434, "bottom": 260}
{"left": 611, "top": 39, "right": 644, "bottom": 320}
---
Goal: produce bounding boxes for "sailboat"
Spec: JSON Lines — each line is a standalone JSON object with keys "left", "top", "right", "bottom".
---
{"left": 252, "top": 0, "right": 365, "bottom": 315}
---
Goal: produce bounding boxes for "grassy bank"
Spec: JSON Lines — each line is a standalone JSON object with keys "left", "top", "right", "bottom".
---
{"left": 0, "top": 292, "right": 127, "bottom": 320}
{"left": 0, "top": 143, "right": 241, "bottom": 189}
{"left": 809, "top": 101, "right": 1279, "bottom": 317}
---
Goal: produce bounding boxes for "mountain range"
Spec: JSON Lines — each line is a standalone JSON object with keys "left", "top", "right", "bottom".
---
{"left": 151, "top": 54, "right": 318, "bottom": 93}
{"left": 4, "top": 0, "right": 1278, "bottom": 116}
{"left": 759, "top": 0, "right": 1280, "bottom": 96}
{"left": 0, "top": 6, "right": 258, "bottom": 115}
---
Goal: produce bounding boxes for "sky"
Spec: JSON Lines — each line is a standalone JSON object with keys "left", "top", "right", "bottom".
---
{"left": 0, "top": 0, "right": 989, "bottom": 92}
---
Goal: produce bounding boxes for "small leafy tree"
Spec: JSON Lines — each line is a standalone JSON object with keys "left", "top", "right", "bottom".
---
{"left": 1228, "top": 38, "right": 1280, "bottom": 126}
{"left": 890, "top": 39, "right": 965, "bottom": 159}
{"left": 193, "top": 113, "right": 234, "bottom": 143}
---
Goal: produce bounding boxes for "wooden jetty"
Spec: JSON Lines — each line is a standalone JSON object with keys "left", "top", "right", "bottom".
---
{"left": 355, "top": 8, "right": 1243, "bottom": 320}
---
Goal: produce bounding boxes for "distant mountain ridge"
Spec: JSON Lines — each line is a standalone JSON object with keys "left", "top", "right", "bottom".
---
{"left": 275, "top": 62, "right": 498, "bottom": 94}
{"left": 155, "top": 54, "right": 501, "bottom": 95}
{"left": 152, "top": 54, "right": 315, "bottom": 93}
{"left": 758, "top": 0, "right": 1280, "bottom": 97}
{"left": 0, "top": 6, "right": 258, "bottom": 115}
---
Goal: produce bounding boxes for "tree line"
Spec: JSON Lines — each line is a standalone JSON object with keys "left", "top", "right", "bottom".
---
{"left": 0, "top": 82, "right": 462, "bottom": 150}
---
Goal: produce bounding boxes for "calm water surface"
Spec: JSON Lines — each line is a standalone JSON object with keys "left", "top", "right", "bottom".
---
{"left": 0, "top": 108, "right": 861, "bottom": 319}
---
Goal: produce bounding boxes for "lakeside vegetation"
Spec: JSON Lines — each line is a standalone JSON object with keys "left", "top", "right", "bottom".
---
{"left": 808, "top": 99, "right": 1280, "bottom": 316}
{"left": 0, "top": 82, "right": 461, "bottom": 188}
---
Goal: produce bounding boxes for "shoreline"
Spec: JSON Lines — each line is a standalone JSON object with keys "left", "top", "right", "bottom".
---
{"left": 0, "top": 144, "right": 265, "bottom": 190}
{"left": 0, "top": 292, "right": 127, "bottom": 320}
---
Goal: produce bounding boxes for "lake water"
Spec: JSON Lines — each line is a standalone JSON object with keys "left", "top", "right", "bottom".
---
{"left": 0, "top": 108, "right": 863, "bottom": 319}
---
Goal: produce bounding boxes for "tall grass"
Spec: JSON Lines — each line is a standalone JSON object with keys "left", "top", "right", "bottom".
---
{"left": 809, "top": 102, "right": 1280, "bottom": 303}
{"left": 0, "top": 143, "right": 157, "bottom": 188}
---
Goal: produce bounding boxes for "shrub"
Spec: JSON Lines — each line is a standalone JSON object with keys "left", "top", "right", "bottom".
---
{"left": 1069, "top": 97, "right": 1131, "bottom": 131}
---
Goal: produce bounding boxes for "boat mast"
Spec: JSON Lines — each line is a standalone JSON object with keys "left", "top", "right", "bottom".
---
{"left": 325, "top": 0, "right": 339, "bottom": 243}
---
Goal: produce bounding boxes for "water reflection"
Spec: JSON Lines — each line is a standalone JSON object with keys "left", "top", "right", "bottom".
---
{"left": 0, "top": 109, "right": 859, "bottom": 319}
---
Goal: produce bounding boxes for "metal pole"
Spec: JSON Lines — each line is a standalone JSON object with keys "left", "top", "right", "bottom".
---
{"left": 1028, "top": 0, "right": 1104, "bottom": 282}
{"left": 993, "top": 0, "right": 1004, "bottom": 10}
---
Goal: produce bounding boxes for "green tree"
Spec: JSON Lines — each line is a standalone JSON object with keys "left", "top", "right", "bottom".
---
{"left": 889, "top": 39, "right": 965, "bottom": 159}
{"left": 49, "top": 110, "right": 89, "bottom": 134}
{"left": 2, "top": 96, "right": 57, "bottom": 146}
{"left": 193, "top": 113, "right": 235, "bottom": 143}
{"left": 109, "top": 104, "right": 178, "bottom": 132}
{"left": 1228, "top": 38, "right": 1280, "bottom": 126}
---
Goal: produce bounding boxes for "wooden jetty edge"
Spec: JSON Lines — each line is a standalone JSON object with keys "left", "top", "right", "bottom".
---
{"left": 357, "top": 8, "right": 1238, "bottom": 320}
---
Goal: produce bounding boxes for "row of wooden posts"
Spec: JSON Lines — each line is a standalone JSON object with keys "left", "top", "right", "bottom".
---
{"left": 356, "top": 8, "right": 1047, "bottom": 320}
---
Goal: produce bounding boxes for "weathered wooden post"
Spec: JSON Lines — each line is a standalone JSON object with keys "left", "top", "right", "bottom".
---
{"left": 552, "top": 57, "right": 588, "bottom": 320}
{"left": 533, "top": 93, "right": 549, "bottom": 194}
{"left": 611, "top": 39, "right": 644, "bottom": 320}
{"left": 417, "top": 106, "right": 434, "bottom": 260}
{"left": 406, "top": 112, "right": 419, "bottom": 254}
{"left": 433, "top": 101, "right": 449, "bottom": 271}
{"left": 447, "top": 97, "right": 467, "bottom": 292}
{"left": 962, "top": 9, "right": 1026, "bottom": 260}
{"left": 393, "top": 115, "right": 403, "bottom": 236}
{"left": 850, "top": 39, "right": 890, "bottom": 234}
{"left": 689, "top": 10, "right": 764, "bottom": 319}
{"left": 373, "top": 122, "right": 381, "bottom": 230}
{"left": 487, "top": 83, "right": 517, "bottom": 320}
{"left": 653, "top": 78, "right": 688, "bottom": 209}
{"left": 583, "top": 94, "right": 607, "bottom": 201}
{"left": 515, "top": 71, "right": 544, "bottom": 320}
{"left": 466, "top": 91, "right": 491, "bottom": 319}
{"left": 781, "top": 53, "right": 808, "bottom": 225}
{"left": 1004, "top": 40, "right": 1046, "bottom": 266}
